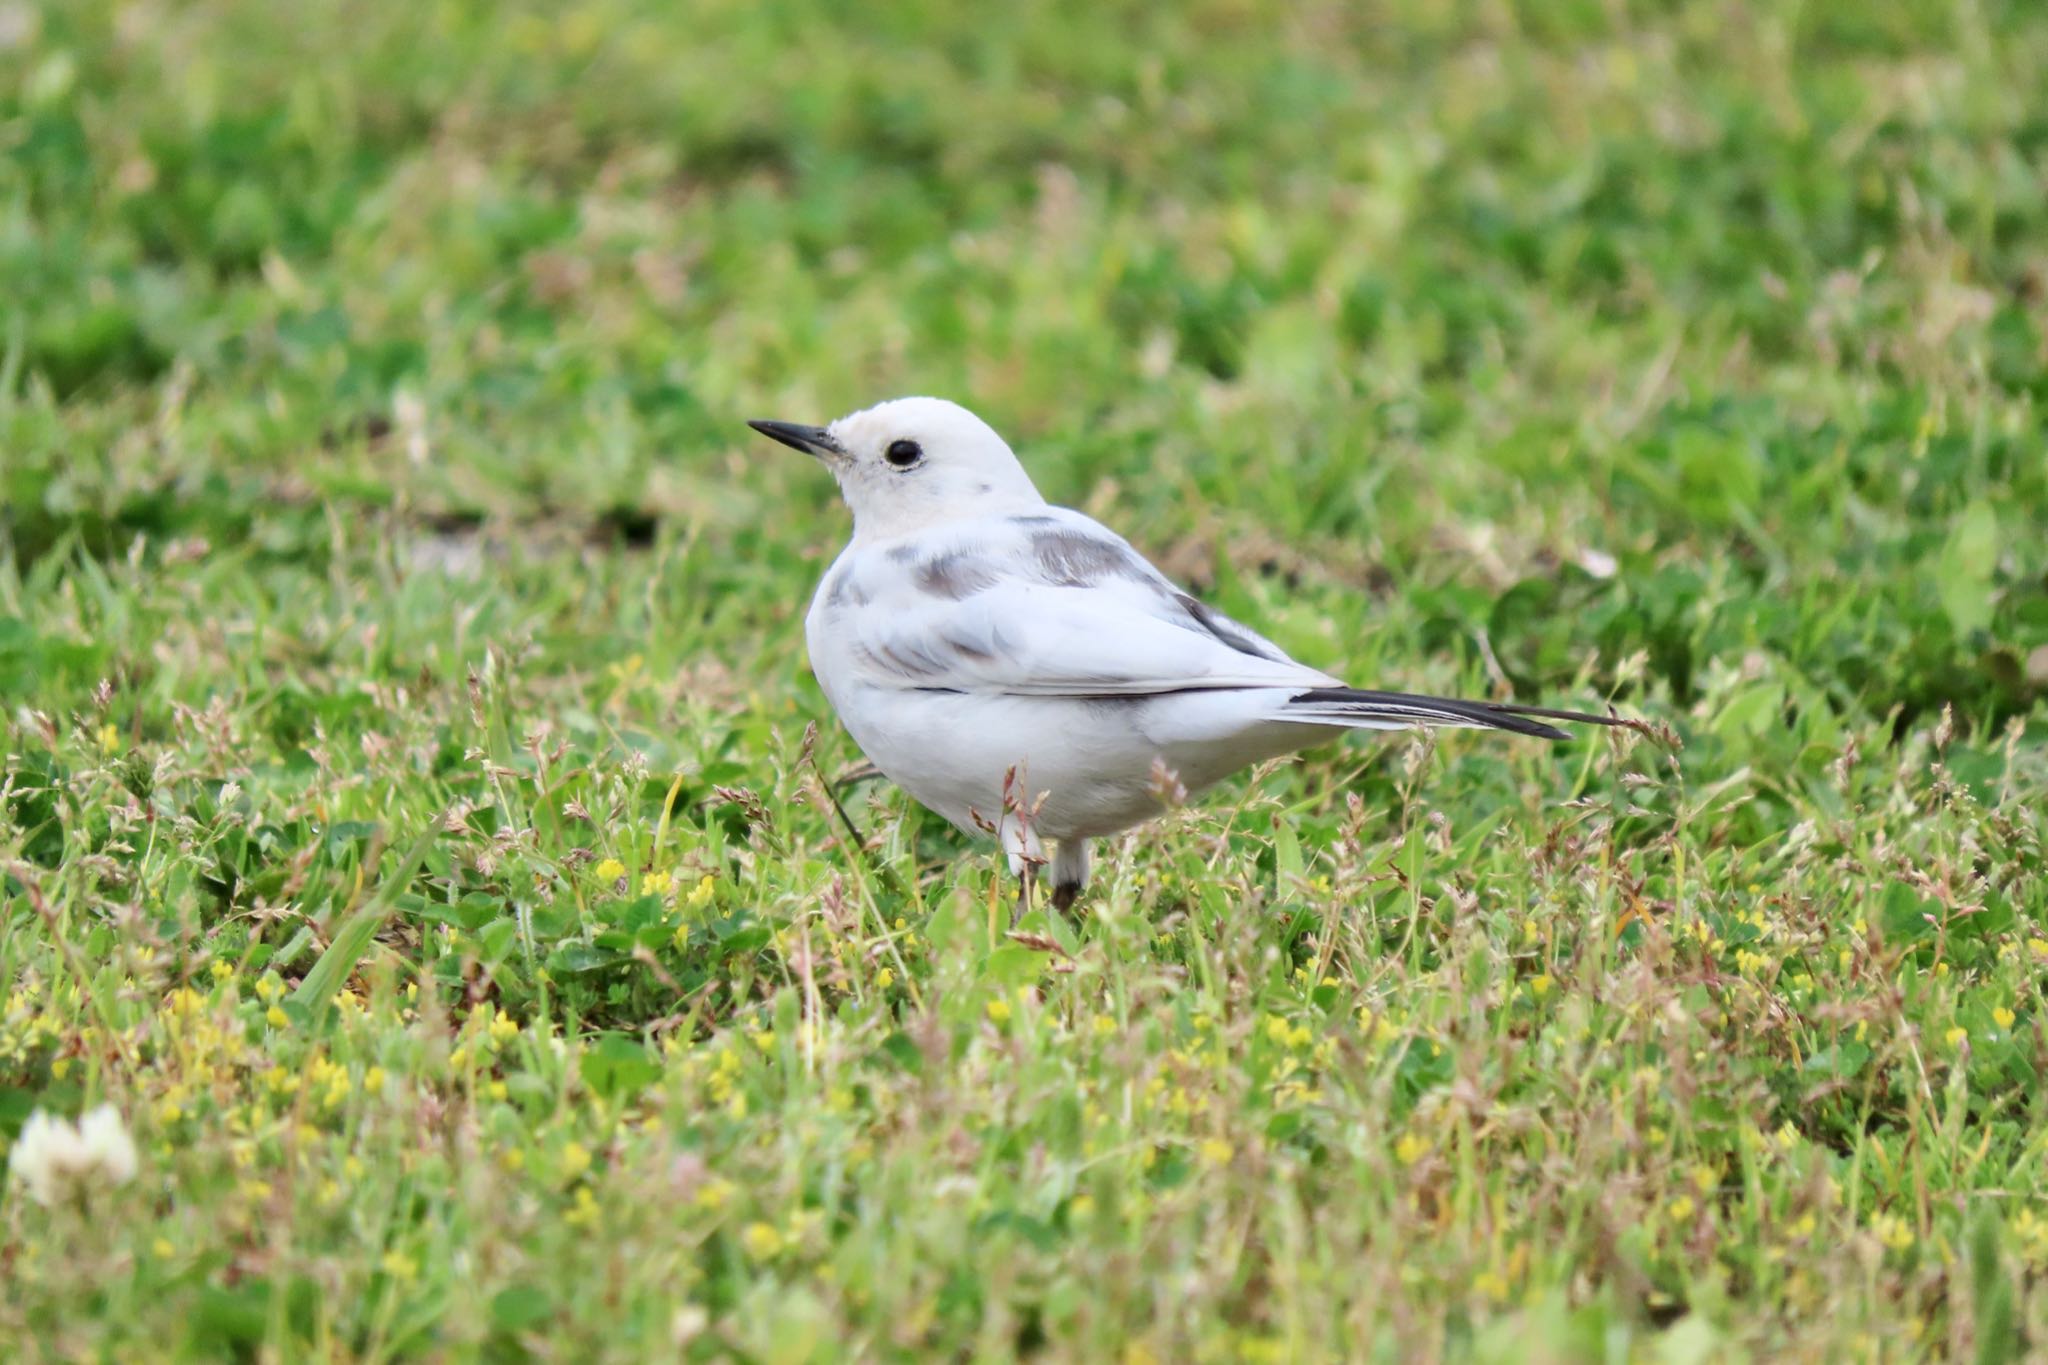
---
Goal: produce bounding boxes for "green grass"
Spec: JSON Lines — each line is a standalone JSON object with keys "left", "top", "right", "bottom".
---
{"left": 4, "top": 0, "right": 2047, "bottom": 1357}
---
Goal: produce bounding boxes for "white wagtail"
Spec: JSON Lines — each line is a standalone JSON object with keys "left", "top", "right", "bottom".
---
{"left": 750, "top": 398, "right": 1619, "bottom": 910}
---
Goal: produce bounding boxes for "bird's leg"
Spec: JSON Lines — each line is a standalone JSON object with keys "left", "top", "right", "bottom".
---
{"left": 1050, "top": 838, "right": 1091, "bottom": 913}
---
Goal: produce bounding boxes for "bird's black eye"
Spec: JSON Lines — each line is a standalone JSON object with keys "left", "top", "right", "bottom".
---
{"left": 884, "top": 439, "right": 923, "bottom": 469}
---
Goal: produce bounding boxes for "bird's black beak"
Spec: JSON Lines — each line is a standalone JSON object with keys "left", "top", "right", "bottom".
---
{"left": 747, "top": 419, "right": 843, "bottom": 459}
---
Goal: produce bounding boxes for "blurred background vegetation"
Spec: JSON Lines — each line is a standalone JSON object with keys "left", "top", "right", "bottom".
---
{"left": 5, "top": 0, "right": 2044, "bottom": 726}
{"left": 4, "top": 0, "right": 2048, "bottom": 1358}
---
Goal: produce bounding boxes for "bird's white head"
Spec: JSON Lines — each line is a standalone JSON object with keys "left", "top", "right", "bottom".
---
{"left": 749, "top": 397, "right": 1046, "bottom": 538}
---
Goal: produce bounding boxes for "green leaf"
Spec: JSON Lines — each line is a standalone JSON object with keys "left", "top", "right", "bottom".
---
{"left": 1274, "top": 816, "right": 1304, "bottom": 887}
{"left": 490, "top": 1286, "right": 557, "bottom": 1334}
{"left": 323, "top": 820, "right": 380, "bottom": 850}
{"left": 579, "top": 1034, "right": 661, "bottom": 1102}
{"left": 1971, "top": 1206, "right": 2017, "bottom": 1365}
{"left": 980, "top": 944, "right": 1043, "bottom": 994}
{"left": 0, "top": 1087, "right": 39, "bottom": 1138}
{"left": 1937, "top": 501, "right": 1999, "bottom": 634}
{"left": 1398, "top": 824, "right": 1427, "bottom": 889}
{"left": 873, "top": 1032, "right": 924, "bottom": 1074}
{"left": 548, "top": 944, "right": 626, "bottom": 975}
{"left": 1880, "top": 882, "right": 1941, "bottom": 942}
{"left": 291, "top": 828, "right": 437, "bottom": 1018}
{"left": 974, "top": 1209, "right": 1062, "bottom": 1253}
{"left": 476, "top": 918, "right": 520, "bottom": 961}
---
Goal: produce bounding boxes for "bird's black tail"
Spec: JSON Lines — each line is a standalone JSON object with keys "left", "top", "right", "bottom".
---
{"left": 1280, "top": 687, "right": 1621, "bottom": 741}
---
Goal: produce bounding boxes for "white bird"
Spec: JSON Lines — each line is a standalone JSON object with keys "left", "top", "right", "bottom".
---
{"left": 750, "top": 397, "right": 1618, "bottom": 910}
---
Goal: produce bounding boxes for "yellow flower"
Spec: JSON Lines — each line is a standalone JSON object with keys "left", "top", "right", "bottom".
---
{"left": 1198, "top": 1138, "right": 1234, "bottom": 1166}
{"left": 641, "top": 870, "right": 674, "bottom": 896}
{"left": 986, "top": 999, "right": 1012, "bottom": 1024}
{"left": 2011, "top": 1208, "right": 2048, "bottom": 1268}
{"left": 1528, "top": 974, "right": 1553, "bottom": 999}
{"left": 1394, "top": 1133, "right": 1429, "bottom": 1166}
{"left": 1994, "top": 1006, "right": 2016, "bottom": 1031}
{"left": 1872, "top": 1212, "right": 1914, "bottom": 1251}
{"left": 490, "top": 1014, "right": 519, "bottom": 1044}
{"left": 1945, "top": 1027, "right": 1968, "bottom": 1050}
{"left": 560, "top": 1142, "right": 592, "bottom": 1180}
{"left": 594, "top": 858, "right": 626, "bottom": 881}
{"left": 696, "top": 1179, "right": 734, "bottom": 1210}
{"left": 565, "top": 1186, "right": 599, "bottom": 1227}
{"left": 1667, "top": 1195, "right": 1696, "bottom": 1222}
{"left": 265, "top": 1006, "right": 289, "bottom": 1029}
{"left": 1092, "top": 1014, "right": 1116, "bottom": 1036}
{"left": 686, "top": 876, "right": 716, "bottom": 908}
{"left": 210, "top": 960, "right": 233, "bottom": 980}
{"left": 875, "top": 968, "right": 894, "bottom": 990}
{"left": 741, "top": 1221, "right": 783, "bottom": 1260}
{"left": 363, "top": 1066, "right": 386, "bottom": 1094}
{"left": 380, "top": 1250, "right": 418, "bottom": 1282}
{"left": 1070, "top": 1194, "right": 1095, "bottom": 1219}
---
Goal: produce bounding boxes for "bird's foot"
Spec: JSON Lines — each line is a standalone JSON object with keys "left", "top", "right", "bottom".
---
{"left": 1050, "top": 881, "right": 1081, "bottom": 913}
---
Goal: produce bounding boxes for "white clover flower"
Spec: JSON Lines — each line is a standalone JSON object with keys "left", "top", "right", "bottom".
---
{"left": 7, "top": 1104, "right": 138, "bottom": 1206}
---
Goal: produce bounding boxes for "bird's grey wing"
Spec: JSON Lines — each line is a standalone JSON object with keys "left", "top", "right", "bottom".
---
{"left": 821, "top": 516, "right": 1618, "bottom": 738}
{"left": 838, "top": 575, "right": 1335, "bottom": 698}
{"left": 1001, "top": 509, "right": 1305, "bottom": 664}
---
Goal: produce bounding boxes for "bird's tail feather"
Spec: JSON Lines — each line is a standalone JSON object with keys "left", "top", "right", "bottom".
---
{"left": 1279, "top": 687, "right": 1620, "bottom": 741}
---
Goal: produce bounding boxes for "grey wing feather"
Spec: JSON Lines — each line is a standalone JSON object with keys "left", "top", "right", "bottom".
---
{"left": 830, "top": 511, "right": 1619, "bottom": 734}
{"left": 1017, "top": 510, "right": 1300, "bottom": 665}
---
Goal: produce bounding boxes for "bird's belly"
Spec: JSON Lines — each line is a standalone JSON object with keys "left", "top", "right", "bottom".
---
{"left": 828, "top": 686, "right": 1338, "bottom": 841}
